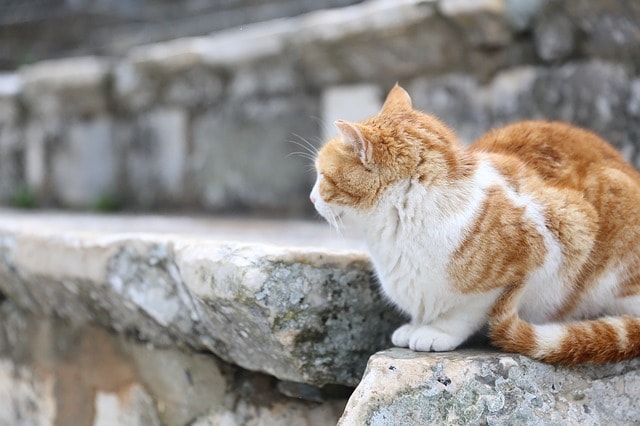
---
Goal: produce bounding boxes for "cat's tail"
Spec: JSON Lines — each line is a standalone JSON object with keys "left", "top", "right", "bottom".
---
{"left": 489, "top": 284, "right": 640, "bottom": 364}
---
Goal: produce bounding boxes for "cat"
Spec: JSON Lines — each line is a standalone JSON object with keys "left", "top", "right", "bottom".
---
{"left": 310, "top": 83, "right": 640, "bottom": 364}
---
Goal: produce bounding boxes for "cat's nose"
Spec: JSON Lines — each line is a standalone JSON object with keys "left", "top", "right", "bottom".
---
{"left": 310, "top": 194, "right": 316, "bottom": 204}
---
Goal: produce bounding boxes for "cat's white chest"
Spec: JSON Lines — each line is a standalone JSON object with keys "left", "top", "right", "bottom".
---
{"left": 365, "top": 179, "right": 486, "bottom": 322}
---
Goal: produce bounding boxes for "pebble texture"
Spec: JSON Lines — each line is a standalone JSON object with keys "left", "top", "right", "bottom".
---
{"left": 339, "top": 348, "right": 640, "bottom": 425}
{"left": 0, "top": 209, "right": 403, "bottom": 387}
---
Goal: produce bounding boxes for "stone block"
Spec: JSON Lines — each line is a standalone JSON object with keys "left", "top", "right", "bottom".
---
{"left": 339, "top": 348, "right": 640, "bottom": 425}
{"left": 439, "top": 0, "right": 512, "bottom": 49}
{"left": 51, "top": 118, "right": 118, "bottom": 208}
{"left": 23, "top": 124, "right": 47, "bottom": 198}
{"left": 544, "top": 0, "right": 640, "bottom": 69}
{"left": 0, "top": 301, "right": 347, "bottom": 426}
{"left": 0, "top": 359, "right": 55, "bottom": 426}
{"left": 0, "top": 73, "right": 23, "bottom": 201}
{"left": 504, "top": 0, "right": 547, "bottom": 31}
{"left": 533, "top": 11, "right": 576, "bottom": 62}
{"left": 0, "top": 210, "right": 404, "bottom": 386}
{"left": 127, "top": 108, "right": 187, "bottom": 206}
{"left": 20, "top": 56, "right": 111, "bottom": 118}
{"left": 192, "top": 96, "right": 319, "bottom": 213}
{"left": 321, "top": 84, "right": 382, "bottom": 141}
{"left": 94, "top": 385, "right": 160, "bottom": 426}
{"left": 293, "top": 0, "right": 464, "bottom": 86}
{"left": 112, "top": 61, "right": 159, "bottom": 112}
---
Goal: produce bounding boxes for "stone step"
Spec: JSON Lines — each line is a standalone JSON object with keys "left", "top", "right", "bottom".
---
{"left": 340, "top": 348, "right": 640, "bottom": 425}
{"left": 3, "top": 209, "right": 640, "bottom": 424}
{"left": 0, "top": 304, "right": 349, "bottom": 425}
{"left": 0, "top": 208, "right": 404, "bottom": 387}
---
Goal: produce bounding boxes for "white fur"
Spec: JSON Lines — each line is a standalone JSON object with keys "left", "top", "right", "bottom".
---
{"left": 603, "top": 317, "right": 630, "bottom": 349}
{"left": 569, "top": 267, "right": 623, "bottom": 320}
{"left": 611, "top": 294, "right": 640, "bottom": 317}
{"left": 532, "top": 324, "right": 567, "bottom": 358}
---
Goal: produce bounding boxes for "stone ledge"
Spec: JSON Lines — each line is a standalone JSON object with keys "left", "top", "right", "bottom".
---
{"left": 339, "top": 348, "right": 640, "bottom": 425}
{"left": 0, "top": 301, "right": 349, "bottom": 425}
{"left": 0, "top": 209, "right": 404, "bottom": 387}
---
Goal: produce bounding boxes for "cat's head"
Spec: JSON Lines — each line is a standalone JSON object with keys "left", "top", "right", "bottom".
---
{"left": 310, "top": 84, "right": 466, "bottom": 230}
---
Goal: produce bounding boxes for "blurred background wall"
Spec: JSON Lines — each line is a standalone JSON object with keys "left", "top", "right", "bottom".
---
{"left": 0, "top": 0, "right": 638, "bottom": 216}
{"left": 0, "top": 0, "right": 364, "bottom": 69}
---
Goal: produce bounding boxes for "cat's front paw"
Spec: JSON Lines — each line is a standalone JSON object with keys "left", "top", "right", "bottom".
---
{"left": 408, "top": 325, "right": 460, "bottom": 352}
{"left": 391, "top": 324, "right": 418, "bottom": 347}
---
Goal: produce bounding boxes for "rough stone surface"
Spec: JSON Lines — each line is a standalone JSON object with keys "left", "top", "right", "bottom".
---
{"left": 535, "top": 0, "right": 640, "bottom": 69}
{"left": 0, "top": 0, "right": 364, "bottom": 69}
{"left": 127, "top": 108, "right": 188, "bottom": 206}
{"left": 51, "top": 118, "right": 118, "bottom": 207}
{"left": 0, "top": 209, "right": 403, "bottom": 387}
{"left": 0, "top": 74, "right": 22, "bottom": 202}
{"left": 192, "top": 96, "right": 318, "bottom": 213}
{"left": 339, "top": 348, "right": 640, "bottom": 425}
{"left": 21, "top": 56, "right": 112, "bottom": 118}
{"left": 0, "top": 300, "right": 348, "bottom": 426}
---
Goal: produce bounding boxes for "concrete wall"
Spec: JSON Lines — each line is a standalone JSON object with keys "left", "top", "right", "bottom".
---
{"left": 0, "top": 0, "right": 639, "bottom": 215}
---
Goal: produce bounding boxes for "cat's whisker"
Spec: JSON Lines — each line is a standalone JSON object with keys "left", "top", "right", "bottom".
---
{"left": 328, "top": 212, "right": 343, "bottom": 237}
{"left": 286, "top": 151, "right": 317, "bottom": 162}
{"left": 289, "top": 135, "right": 320, "bottom": 156}
{"left": 336, "top": 214, "right": 345, "bottom": 235}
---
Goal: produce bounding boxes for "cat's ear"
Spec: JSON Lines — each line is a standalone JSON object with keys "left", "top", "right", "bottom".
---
{"left": 381, "top": 83, "right": 412, "bottom": 114}
{"left": 335, "top": 119, "right": 373, "bottom": 164}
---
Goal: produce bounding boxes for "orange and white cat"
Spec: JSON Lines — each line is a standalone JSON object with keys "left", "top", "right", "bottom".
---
{"left": 311, "top": 84, "right": 640, "bottom": 364}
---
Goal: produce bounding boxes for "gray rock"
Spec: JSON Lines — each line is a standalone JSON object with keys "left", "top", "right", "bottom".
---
{"left": 0, "top": 210, "right": 403, "bottom": 386}
{"left": 164, "top": 65, "right": 225, "bottom": 108}
{"left": 20, "top": 56, "right": 112, "bottom": 118}
{"left": 439, "top": 0, "right": 512, "bottom": 48}
{"left": 126, "top": 108, "right": 188, "bottom": 206}
{"left": 0, "top": 74, "right": 23, "bottom": 202}
{"left": 558, "top": 0, "right": 640, "bottom": 68}
{"left": 0, "top": 300, "right": 347, "bottom": 426}
{"left": 339, "top": 348, "right": 640, "bottom": 425}
{"left": 292, "top": 0, "right": 464, "bottom": 86}
{"left": 192, "top": 96, "right": 319, "bottom": 214}
{"left": 0, "top": 73, "right": 22, "bottom": 100}
{"left": 505, "top": 0, "right": 547, "bottom": 31}
{"left": 23, "top": 123, "right": 48, "bottom": 199}
{"left": 51, "top": 118, "right": 118, "bottom": 208}
{"left": 533, "top": 10, "right": 576, "bottom": 61}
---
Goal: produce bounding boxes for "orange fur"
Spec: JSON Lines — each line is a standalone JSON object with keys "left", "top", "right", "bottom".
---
{"left": 314, "top": 84, "right": 640, "bottom": 364}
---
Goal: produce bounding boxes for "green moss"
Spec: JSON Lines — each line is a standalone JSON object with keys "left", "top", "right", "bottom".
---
{"left": 9, "top": 186, "right": 37, "bottom": 209}
{"left": 92, "top": 195, "right": 122, "bottom": 212}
